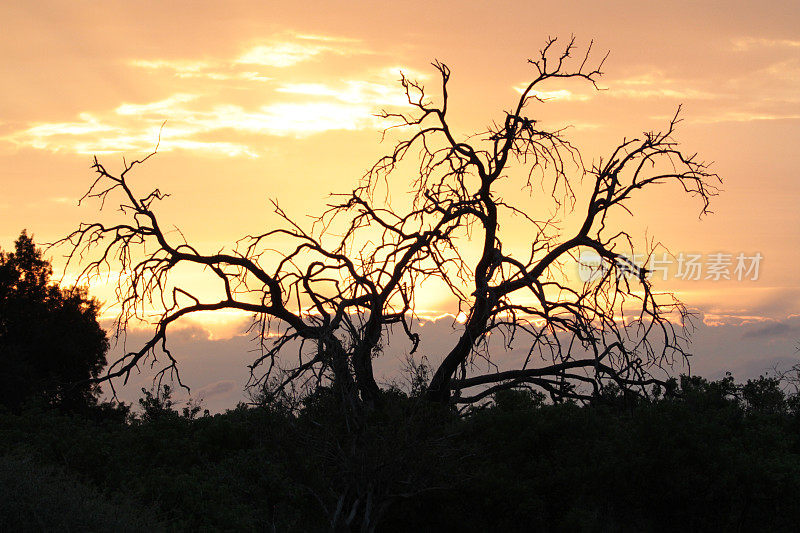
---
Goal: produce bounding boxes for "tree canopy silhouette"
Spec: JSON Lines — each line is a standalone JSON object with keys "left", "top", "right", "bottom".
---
{"left": 0, "top": 231, "right": 108, "bottom": 409}
{"left": 59, "top": 38, "right": 719, "bottom": 410}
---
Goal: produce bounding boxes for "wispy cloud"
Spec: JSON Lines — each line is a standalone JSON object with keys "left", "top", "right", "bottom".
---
{"left": 236, "top": 42, "right": 332, "bottom": 67}
{"left": 2, "top": 98, "right": 392, "bottom": 156}
{"left": 276, "top": 78, "right": 414, "bottom": 106}
{"left": 609, "top": 72, "right": 717, "bottom": 100}
{"left": 761, "top": 58, "right": 800, "bottom": 84}
{"left": 612, "top": 87, "right": 716, "bottom": 100}
{"left": 115, "top": 94, "right": 199, "bottom": 116}
{"left": 295, "top": 33, "right": 360, "bottom": 43}
{"left": 742, "top": 320, "right": 794, "bottom": 338}
{"left": 692, "top": 111, "right": 800, "bottom": 124}
{"left": 513, "top": 71, "right": 717, "bottom": 103}
{"left": 196, "top": 380, "right": 237, "bottom": 399}
{"left": 21, "top": 113, "right": 117, "bottom": 139}
{"left": 130, "top": 59, "right": 211, "bottom": 74}
{"left": 236, "top": 34, "right": 368, "bottom": 67}
{"left": 3, "top": 111, "right": 259, "bottom": 157}
{"left": 732, "top": 37, "right": 800, "bottom": 51}
{"left": 49, "top": 197, "right": 75, "bottom": 204}
{"left": 0, "top": 32, "right": 422, "bottom": 157}
{"left": 131, "top": 59, "right": 271, "bottom": 82}
{"left": 2, "top": 77, "right": 412, "bottom": 157}
{"left": 513, "top": 86, "right": 593, "bottom": 102}
{"left": 129, "top": 33, "right": 367, "bottom": 80}
{"left": 188, "top": 101, "right": 386, "bottom": 136}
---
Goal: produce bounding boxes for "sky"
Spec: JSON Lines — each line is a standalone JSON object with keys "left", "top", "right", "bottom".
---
{"left": 1, "top": 1, "right": 799, "bottom": 410}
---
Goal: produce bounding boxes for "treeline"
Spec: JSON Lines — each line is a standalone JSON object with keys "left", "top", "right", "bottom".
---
{"left": 2, "top": 373, "right": 800, "bottom": 531}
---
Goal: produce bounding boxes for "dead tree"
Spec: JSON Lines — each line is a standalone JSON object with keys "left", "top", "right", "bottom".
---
{"left": 58, "top": 37, "right": 719, "bottom": 410}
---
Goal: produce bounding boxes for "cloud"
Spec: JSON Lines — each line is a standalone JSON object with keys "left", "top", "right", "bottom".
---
{"left": 608, "top": 73, "right": 717, "bottom": 100}
{"left": 742, "top": 321, "right": 793, "bottom": 339}
{"left": 612, "top": 87, "right": 716, "bottom": 100}
{"left": 2, "top": 113, "right": 259, "bottom": 157}
{"left": 218, "top": 101, "right": 382, "bottom": 135}
{"left": 236, "top": 42, "right": 329, "bottom": 68}
{"left": 692, "top": 111, "right": 800, "bottom": 124}
{"left": 513, "top": 72, "right": 716, "bottom": 104}
{"left": 196, "top": 380, "right": 237, "bottom": 399}
{"left": 130, "top": 33, "right": 367, "bottom": 78}
{"left": 115, "top": 94, "right": 199, "bottom": 116}
{"left": 49, "top": 197, "right": 74, "bottom": 204}
{"left": 5, "top": 90, "right": 404, "bottom": 154}
{"left": 732, "top": 37, "right": 800, "bottom": 51}
{"left": 235, "top": 34, "right": 369, "bottom": 68}
{"left": 131, "top": 59, "right": 271, "bottom": 82}
{"left": 513, "top": 86, "right": 593, "bottom": 102}
{"left": 295, "top": 33, "right": 360, "bottom": 43}
{"left": 148, "top": 138, "right": 259, "bottom": 157}
{"left": 613, "top": 63, "right": 800, "bottom": 124}
{"left": 130, "top": 59, "right": 211, "bottom": 73}
{"left": 2, "top": 34, "right": 416, "bottom": 157}
{"left": 18, "top": 113, "right": 117, "bottom": 141}
{"left": 2, "top": 88, "right": 403, "bottom": 155}
{"left": 276, "top": 79, "right": 412, "bottom": 107}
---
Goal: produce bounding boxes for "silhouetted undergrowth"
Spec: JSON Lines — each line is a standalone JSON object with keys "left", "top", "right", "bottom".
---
{"left": 2, "top": 374, "right": 800, "bottom": 531}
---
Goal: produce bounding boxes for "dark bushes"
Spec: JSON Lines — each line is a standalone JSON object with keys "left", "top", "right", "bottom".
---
{"left": 1, "top": 374, "right": 800, "bottom": 531}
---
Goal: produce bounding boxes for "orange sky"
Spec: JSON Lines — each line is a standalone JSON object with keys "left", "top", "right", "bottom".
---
{"left": 2, "top": 1, "right": 799, "bottom": 406}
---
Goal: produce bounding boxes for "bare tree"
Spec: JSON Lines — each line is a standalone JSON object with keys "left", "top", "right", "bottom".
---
{"left": 58, "top": 37, "right": 719, "bottom": 411}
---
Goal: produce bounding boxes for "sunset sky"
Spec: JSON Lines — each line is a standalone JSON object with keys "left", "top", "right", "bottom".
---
{"left": 2, "top": 1, "right": 799, "bottom": 409}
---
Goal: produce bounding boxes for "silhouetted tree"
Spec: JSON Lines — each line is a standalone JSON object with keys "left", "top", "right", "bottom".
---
{"left": 742, "top": 375, "right": 786, "bottom": 414}
{"left": 0, "top": 231, "right": 108, "bottom": 409}
{"left": 59, "top": 37, "right": 718, "bottom": 414}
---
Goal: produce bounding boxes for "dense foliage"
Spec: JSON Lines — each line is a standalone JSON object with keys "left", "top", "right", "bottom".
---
{"left": 0, "top": 232, "right": 108, "bottom": 410}
{"left": 2, "top": 373, "right": 800, "bottom": 531}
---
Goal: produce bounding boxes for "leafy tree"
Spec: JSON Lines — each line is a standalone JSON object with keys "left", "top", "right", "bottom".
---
{"left": 136, "top": 385, "right": 207, "bottom": 421}
{"left": 60, "top": 38, "right": 719, "bottom": 415}
{"left": 742, "top": 375, "right": 786, "bottom": 414}
{"left": 0, "top": 231, "right": 108, "bottom": 410}
{"left": 492, "top": 387, "right": 546, "bottom": 411}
